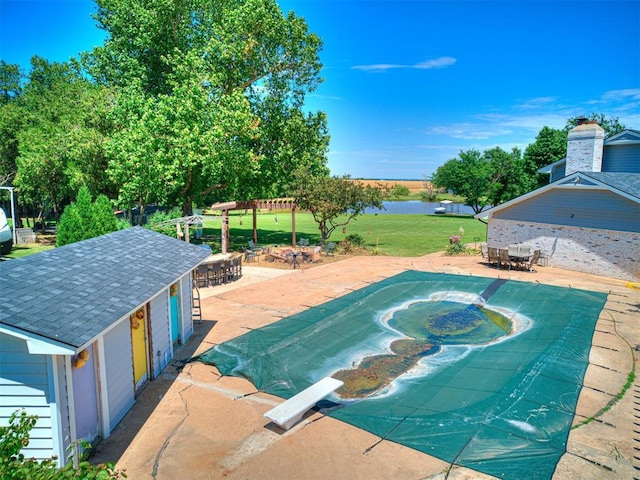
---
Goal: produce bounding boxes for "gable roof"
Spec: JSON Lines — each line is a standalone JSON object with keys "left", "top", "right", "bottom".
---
{"left": 476, "top": 171, "right": 640, "bottom": 220}
{"left": 579, "top": 171, "right": 640, "bottom": 200}
{"left": 0, "top": 227, "right": 210, "bottom": 353}
{"left": 604, "top": 129, "right": 640, "bottom": 145}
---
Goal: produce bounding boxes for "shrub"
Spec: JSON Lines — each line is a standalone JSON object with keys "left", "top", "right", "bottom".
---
{"left": 444, "top": 241, "right": 471, "bottom": 256}
{"left": 0, "top": 410, "right": 125, "bottom": 479}
{"left": 391, "top": 184, "right": 410, "bottom": 197}
{"left": 345, "top": 233, "right": 366, "bottom": 247}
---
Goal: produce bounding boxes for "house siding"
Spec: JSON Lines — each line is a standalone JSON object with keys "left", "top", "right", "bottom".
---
{"left": 603, "top": 144, "right": 640, "bottom": 173}
{"left": 550, "top": 166, "right": 565, "bottom": 183}
{"left": 487, "top": 219, "right": 640, "bottom": 281}
{"left": 0, "top": 333, "right": 55, "bottom": 459}
{"left": 180, "top": 274, "right": 193, "bottom": 340}
{"left": 492, "top": 189, "right": 640, "bottom": 233}
{"left": 150, "top": 293, "right": 172, "bottom": 375}
{"left": 103, "top": 320, "right": 135, "bottom": 431}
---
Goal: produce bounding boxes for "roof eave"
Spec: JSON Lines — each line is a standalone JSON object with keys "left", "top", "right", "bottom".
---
{"left": 0, "top": 324, "right": 76, "bottom": 355}
{"left": 474, "top": 172, "right": 640, "bottom": 220}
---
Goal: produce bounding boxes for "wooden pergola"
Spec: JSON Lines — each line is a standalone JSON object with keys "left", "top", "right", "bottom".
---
{"left": 210, "top": 198, "right": 297, "bottom": 254}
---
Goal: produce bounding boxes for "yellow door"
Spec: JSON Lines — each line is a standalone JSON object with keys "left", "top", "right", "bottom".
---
{"left": 130, "top": 307, "right": 148, "bottom": 388}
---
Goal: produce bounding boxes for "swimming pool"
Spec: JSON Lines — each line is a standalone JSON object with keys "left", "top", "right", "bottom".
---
{"left": 196, "top": 271, "right": 607, "bottom": 480}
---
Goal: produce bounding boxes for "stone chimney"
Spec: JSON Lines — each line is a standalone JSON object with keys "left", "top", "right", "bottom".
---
{"left": 565, "top": 120, "right": 605, "bottom": 175}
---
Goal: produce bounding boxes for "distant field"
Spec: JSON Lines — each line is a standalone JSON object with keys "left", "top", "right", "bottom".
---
{"left": 353, "top": 179, "right": 431, "bottom": 192}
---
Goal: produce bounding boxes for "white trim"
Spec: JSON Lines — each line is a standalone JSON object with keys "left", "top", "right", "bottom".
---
{"left": 604, "top": 129, "right": 640, "bottom": 145}
{"left": 65, "top": 356, "right": 79, "bottom": 468}
{"left": 0, "top": 325, "right": 75, "bottom": 355}
{"left": 49, "top": 356, "right": 64, "bottom": 467}
{"left": 97, "top": 336, "right": 111, "bottom": 439}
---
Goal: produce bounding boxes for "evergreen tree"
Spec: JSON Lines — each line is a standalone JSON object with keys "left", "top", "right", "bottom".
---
{"left": 90, "top": 194, "right": 117, "bottom": 237}
{"left": 75, "top": 185, "right": 94, "bottom": 240}
{"left": 55, "top": 204, "right": 84, "bottom": 247}
{"left": 56, "top": 187, "right": 119, "bottom": 246}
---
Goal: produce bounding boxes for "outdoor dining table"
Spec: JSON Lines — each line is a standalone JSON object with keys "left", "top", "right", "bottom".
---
{"left": 509, "top": 252, "right": 532, "bottom": 270}
{"left": 197, "top": 253, "right": 239, "bottom": 286}
{"left": 201, "top": 253, "right": 231, "bottom": 265}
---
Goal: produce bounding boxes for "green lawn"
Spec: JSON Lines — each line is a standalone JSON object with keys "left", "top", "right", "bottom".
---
{"left": 4, "top": 243, "right": 54, "bottom": 259}
{"left": 203, "top": 211, "right": 486, "bottom": 257}
{"left": 4, "top": 210, "right": 487, "bottom": 259}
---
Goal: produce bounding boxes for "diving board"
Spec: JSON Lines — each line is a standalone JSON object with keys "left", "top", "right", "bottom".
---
{"left": 264, "top": 377, "right": 343, "bottom": 430}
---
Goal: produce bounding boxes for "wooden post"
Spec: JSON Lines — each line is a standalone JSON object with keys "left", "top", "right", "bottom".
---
{"left": 291, "top": 205, "right": 296, "bottom": 247}
{"left": 221, "top": 209, "right": 229, "bottom": 254}
{"left": 252, "top": 208, "right": 258, "bottom": 244}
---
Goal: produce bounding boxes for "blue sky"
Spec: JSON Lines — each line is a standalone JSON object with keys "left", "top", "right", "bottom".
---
{"left": 2, "top": 0, "right": 639, "bottom": 179}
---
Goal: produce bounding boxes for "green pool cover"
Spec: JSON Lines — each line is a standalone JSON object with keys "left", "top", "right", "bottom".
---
{"left": 196, "top": 271, "right": 608, "bottom": 480}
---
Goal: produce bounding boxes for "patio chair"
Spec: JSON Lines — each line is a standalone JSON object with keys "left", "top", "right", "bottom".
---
{"left": 248, "top": 240, "right": 262, "bottom": 255}
{"left": 297, "top": 238, "right": 310, "bottom": 250}
{"left": 207, "top": 262, "right": 225, "bottom": 285}
{"left": 487, "top": 247, "right": 499, "bottom": 267}
{"left": 245, "top": 247, "right": 259, "bottom": 262}
{"left": 325, "top": 242, "right": 336, "bottom": 256}
{"left": 230, "top": 252, "right": 243, "bottom": 279}
{"left": 525, "top": 250, "right": 541, "bottom": 272}
{"left": 498, "top": 249, "right": 512, "bottom": 270}
{"left": 195, "top": 264, "right": 209, "bottom": 287}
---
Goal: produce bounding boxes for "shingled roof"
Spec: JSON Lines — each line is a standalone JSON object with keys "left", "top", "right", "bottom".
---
{"left": 0, "top": 227, "right": 210, "bottom": 351}
{"left": 581, "top": 172, "right": 640, "bottom": 200}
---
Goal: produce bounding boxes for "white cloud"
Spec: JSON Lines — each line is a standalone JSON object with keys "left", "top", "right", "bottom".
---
{"left": 414, "top": 57, "right": 457, "bottom": 69}
{"left": 425, "top": 123, "right": 512, "bottom": 140}
{"left": 515, "top": 96, "right": 557, "bottom": 109}
{"left": 351, "top": 63, "right": 404, "bottom": 72}
{"left": 351, "top": 56, "right": 456, "bottom": 72}
{"left": 599, "top": 88, "right": 640, "bottom": 102}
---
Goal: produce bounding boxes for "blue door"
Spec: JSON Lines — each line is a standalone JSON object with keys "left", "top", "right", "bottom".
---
{"left": 170, "top": 284, "right": 180, "bottom": 344}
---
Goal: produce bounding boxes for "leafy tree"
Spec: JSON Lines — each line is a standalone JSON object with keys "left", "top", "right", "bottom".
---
{"left": 0, "top": 101, "right": 23, "bottom": 187}
{"left": 431, "top": 149, "right": 496, "bottom": 214}
{"left": 483, "top": 146, "right": 529, "bottom": 206}
{"left": 13, "top": 57, "right": 114, "bottom": 216}
{"left": 0, "top": 409, "right": 124, "bottom": 479}
{"left": 290, "top": 171, "right": 388, "bottom": 244}
{"left": 87, "top": 0, "right": 328, "bottom": 214}
{"left": 522, "top": 126, "right": 567, "bottom": 189}
{"left": 0, "top": 61, "right": 23, "bottom": 103}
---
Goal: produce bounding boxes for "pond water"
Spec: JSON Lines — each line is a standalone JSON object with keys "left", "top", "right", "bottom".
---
{"left": 364, "top": 200, "right": 476, "bottom": 215}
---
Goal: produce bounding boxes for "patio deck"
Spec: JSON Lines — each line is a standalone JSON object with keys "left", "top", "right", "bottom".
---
{"left": 92, "top": 252, "right": 640, "bottom": 480}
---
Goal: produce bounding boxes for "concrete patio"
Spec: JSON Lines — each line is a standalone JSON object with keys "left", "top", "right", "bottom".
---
{"left": 92, "top": 252, "right": 640, "bottom": 479}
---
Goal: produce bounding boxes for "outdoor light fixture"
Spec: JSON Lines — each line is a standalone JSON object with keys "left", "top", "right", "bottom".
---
{"left": 72, "top": 349, "right": 90, "bottom": 369}
{"left": 130, "top": 308, "right": 144, "bottom": 329}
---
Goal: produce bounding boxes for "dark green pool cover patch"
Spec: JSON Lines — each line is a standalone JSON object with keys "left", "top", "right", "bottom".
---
{"left": 196, "top": 271, "right": 607, "bottom": 480}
